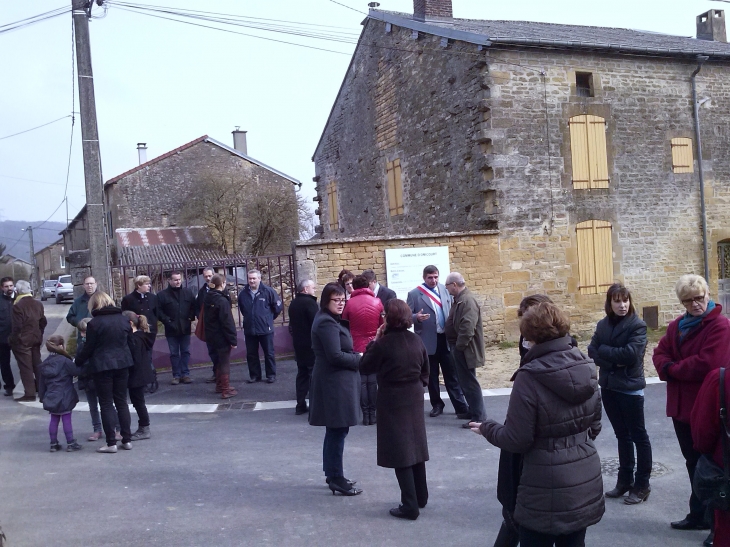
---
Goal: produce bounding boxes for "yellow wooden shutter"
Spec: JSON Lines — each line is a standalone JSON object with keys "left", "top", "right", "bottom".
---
{"left": 386, "top": 159, "right": 404, "bottom": 216}
{"left": 569, "top": 116, "right": 591, "bottom": 190}
{"left": 671, "top": 137, "right": 694, "bottom": 173}
{"left": 570, "top": 115, "right": 609, "bottom": 189}
{"left": 576, "top": 220, "right": 613, "bottom": 295}
{"left": 327, "top": 182, "right": 339, "bottom": 231}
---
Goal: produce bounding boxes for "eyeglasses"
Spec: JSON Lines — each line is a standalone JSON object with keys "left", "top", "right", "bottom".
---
{"left": 330, "top": 298, "right": 346, "bottom": 304}
{"left": 681, "top": 294, "right": 706, "bottom": 305}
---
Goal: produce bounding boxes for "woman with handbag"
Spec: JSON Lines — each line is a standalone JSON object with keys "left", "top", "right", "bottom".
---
{"left": 653, "top": 274, "right": 730, "bottom": 543}
{"left": 588, "top": 284, "right": 652, "bottom": 505}
{"left": 692, "top": 367, "right": 730, "bottom": 547}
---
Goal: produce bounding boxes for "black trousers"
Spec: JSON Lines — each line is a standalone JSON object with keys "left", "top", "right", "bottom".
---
{"left": 94, "top": 368, "right": 132, "bottom": 446}
{"left": 128, "top": 386, "right": 150, "bottom": 428}
{"left": 602, "top": 389, "right": 652, "bottom": 488}
{"left": 428, "top": 334, "right": 468, "bottom": 414}
{"left": 673, "top": 418, "right": 705, "bottom": 522}
{"left": 294, "top": 346, "right": 315, "bottom": 408}
{"left": 245, "top": 333, "right": 276, "bottom": 380}
{"left": 518, "top": 526, "right": 586, "bottom": 547}
{"left": 451, "top": 348, "right": 487, "bottom": 421}
{"left": 0, "top": 342, "right": 15, "bottom": 391}
{"left": 394, "top": 462, "right": 428, "bottom": 514}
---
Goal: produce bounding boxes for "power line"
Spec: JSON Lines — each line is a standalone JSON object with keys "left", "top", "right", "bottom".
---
{"left": 327, "top": 0, "right": 368, "bottom": 17}
{"left": 0, "top": 6, "right": 69, "bottom": 35}
{"left": 0, "top": 115, "right": 72, "bottom": 141}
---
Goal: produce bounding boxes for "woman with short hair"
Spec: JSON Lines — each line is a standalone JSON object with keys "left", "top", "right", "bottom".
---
{"left": 75, "top": 291, "right": 135, "bottom": 453}
{"left": 472, "top": 302, "right": 604, "bottom": 546}
{"left": 588, "top": 284, "right": 651, "bottom": 505}
{"left": 653, "top": 274, "right": 730, "bottom": 540}
{"left": 309, "top": 282, "right": 362, "bottom": 496}
{"left": 337, "top": 270, "right": 355, "bottom": 300}
{"left": 360, "top": 299, "right": 430, "bottom": 520}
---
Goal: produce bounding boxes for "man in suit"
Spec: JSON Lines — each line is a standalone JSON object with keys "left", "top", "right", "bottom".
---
{"left": 407, "top": 266, "right": 469, "bottom": 418}
{"left": 362, "top": 269, "right": 396, "bottom": 310}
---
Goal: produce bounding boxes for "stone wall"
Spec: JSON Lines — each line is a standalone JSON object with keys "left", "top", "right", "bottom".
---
{"left": 312, "top": 18, "right": 730, "bottom": 332}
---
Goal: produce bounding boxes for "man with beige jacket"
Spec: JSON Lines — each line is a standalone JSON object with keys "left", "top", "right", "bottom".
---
{"left": 444, "top": 272, "right": 487, "bottom": 428}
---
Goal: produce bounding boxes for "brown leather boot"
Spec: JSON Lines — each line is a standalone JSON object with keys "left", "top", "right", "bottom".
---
{"left": 219, "top": 374, "right": 237, "bottom": 399}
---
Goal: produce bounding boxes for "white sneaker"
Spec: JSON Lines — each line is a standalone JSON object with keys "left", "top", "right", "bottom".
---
{"left": 96, "top": 444, "right": 117, "bottom": 453}
{"left": 120, "top": 442, "right": 133, "bottom": 450}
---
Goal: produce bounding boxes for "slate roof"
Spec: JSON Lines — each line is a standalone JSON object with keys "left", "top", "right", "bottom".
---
{"left": 371, "top": 10, "right": 730, "bottom": 59}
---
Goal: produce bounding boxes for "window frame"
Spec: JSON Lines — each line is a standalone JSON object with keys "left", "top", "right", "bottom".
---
{"left": 569, "top": 114, "right": 610, "bottom": 190}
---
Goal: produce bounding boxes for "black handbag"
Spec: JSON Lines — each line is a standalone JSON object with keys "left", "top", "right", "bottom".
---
{"left": 693, "top": 367, "right": 730, "bottom": 511}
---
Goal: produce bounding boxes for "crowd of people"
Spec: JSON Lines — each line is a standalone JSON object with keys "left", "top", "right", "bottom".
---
{"left": 1, "top": 267, "right": 729, "bottom": 545}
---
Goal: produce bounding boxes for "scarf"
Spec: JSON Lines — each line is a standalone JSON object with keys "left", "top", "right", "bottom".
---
{"left": 13, "top": 293, "right": 31, "bottom": 304}
{"left": 678, "top": 300, "right": 715, "bottom": 340}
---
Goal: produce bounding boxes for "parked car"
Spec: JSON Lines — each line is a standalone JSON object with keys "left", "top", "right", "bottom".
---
{"left": 55, "top": 275, "right": 73, "bottom": 304}
{"left": 41, "top": 279, "right": 57, "bottom": 301}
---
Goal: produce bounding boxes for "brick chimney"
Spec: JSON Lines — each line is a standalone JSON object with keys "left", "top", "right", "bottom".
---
{"left": 414, "top": 0, "right": 452, "bottom": 22}
{"left": 697, "top": 9, "right": 726, "bottom": 42}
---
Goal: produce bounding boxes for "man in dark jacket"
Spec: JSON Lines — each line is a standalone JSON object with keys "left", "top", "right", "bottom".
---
{"left": 195, "top": 267, "right": 219, "bottom": 383}
{"left": 0, "top": 277, "right": 16, "bottom": 396}
{"left": 66, "top": 276, "right": 96, "bottom": 338}
{"left": 362, "top": 269, "right": 396, "bottom": 310}
{"left": 9, "top": 280, "right": 47, "bottom": 401}
{"left": 288, "top": 279, "right": 318, "bottom": 415}
{"left": 237, "top": 269, "right": 282, "bottom": 383}
{"left": 157, "top": 272, "right": 197, "bottom": 385}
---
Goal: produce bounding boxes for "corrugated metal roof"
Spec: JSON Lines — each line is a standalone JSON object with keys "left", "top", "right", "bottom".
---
{"left": 115, "top": 226, "right": 212, "bottom": 248}
{"left": 118, "top": 244, "right": 251, "bottom": 267}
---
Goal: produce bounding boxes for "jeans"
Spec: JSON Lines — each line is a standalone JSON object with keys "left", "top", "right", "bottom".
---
{"left": 451, "top": 348, "right": 487, "bottom": 421}
{"left": 602, "top": 389, "right": 652, "bottom": 488}
{"left": 323, "top": 427, "right": 349, "bottom": 478}
{"left": 0, "top": 342, "right": 15, "bottom": 391}
{"left": 167, "top": 335, "right": 191, "bottom": 379}
{"left": 428, "top": 334, "right": 468, "bottom": 414}
{"left": 294, "top": 346, "right": 315, "bottom": 408}
{"left": 128, "top": 386, "right": 150, "bottom": 428}
{"left": 245, "top": 333, "right": 276, "bottom": 380}
{"left": 518, "top": 526, "right": 586, "bottom": 547}
{"left": 673, "top": 418, "right": 706, "bottom": 522}
{"left": 394, "top": 462, "right": 428, "bottom": 514}
{"left": 94, "top": 368, "right": 132, "bottom": 446}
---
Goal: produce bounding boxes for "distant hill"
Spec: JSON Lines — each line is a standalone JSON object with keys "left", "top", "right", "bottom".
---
{"left": 0, "top": 220, "right": 66, "bottom": 262}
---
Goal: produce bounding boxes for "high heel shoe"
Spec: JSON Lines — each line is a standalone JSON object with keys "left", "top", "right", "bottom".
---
{"left": 328, "top": 477, "right": 362, "bottom": 496}
{"left": 326, "top": 477, "right": 357, "bottom": 487}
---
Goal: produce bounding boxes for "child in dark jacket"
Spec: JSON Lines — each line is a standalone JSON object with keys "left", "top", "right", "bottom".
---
{"left": 122, "top": 311, "right": 154, "bottom": 441}
{"left": 39, "top": 335, "right": 83, "bottom": 452}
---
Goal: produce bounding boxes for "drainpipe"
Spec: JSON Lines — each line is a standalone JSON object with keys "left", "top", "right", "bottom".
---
{"left": 691, "top": 54, "right": 710, "bottom": 282}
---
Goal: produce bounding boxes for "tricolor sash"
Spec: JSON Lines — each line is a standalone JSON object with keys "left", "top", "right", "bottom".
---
{"left": 417, "top": 285, "right": 443, "bottom": 310}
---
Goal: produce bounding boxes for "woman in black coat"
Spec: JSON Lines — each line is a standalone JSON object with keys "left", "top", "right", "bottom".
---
{"left": 75, "top": 291, "right": 135, "bottom": 453}
{"left": 308, "top": 282, "right": 362, "bottom": 496}
{"left": 588, "top": 283, "right": 651, "bottom": 504}
{"left": 122, "top": 311, "right": 154, "bottom": 441}
{"left": 360, "top": 298, "right": 429, "bottom": 520}
{"left": 203, "top": 274, "right": 238, "bottom": 399}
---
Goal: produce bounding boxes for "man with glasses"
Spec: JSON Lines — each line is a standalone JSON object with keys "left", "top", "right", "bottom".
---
{"left": 66, "top": 276, "right": 97, "bottom": 339}
{"left": 0, "top": 277, "right": 16, "bottom": 396}
{"left": 407, "top": 266, "right": 469, "bottom": 418}
{"left": 444, "top": 272, "right": 488, "bottom": 428}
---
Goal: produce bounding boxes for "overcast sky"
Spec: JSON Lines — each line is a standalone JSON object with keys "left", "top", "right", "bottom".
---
{"left": 0, "top": 0, "right": 722, "bottom": 229}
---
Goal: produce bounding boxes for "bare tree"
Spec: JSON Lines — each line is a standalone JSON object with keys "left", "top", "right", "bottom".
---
{"left": 182, "top": 173, "right": 303, "bottom": 256}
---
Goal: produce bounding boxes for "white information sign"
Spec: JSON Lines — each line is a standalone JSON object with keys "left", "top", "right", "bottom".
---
{"left": 384, "top": 246, "right": 451, "bottom": 301}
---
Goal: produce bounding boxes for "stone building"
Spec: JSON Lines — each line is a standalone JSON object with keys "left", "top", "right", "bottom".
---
{"left": 34, "top": 239, "right": 65, "bottom": 282}
{"left": 302, "top": 1, "right": 730, "bottom": 339}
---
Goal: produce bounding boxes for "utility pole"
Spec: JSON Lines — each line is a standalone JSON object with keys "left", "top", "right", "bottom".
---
{"left": 72, "top": 0, "right": 110, "bottom": 293}
{"left": 26, "top": 226, "right": 37, "bottom": 295}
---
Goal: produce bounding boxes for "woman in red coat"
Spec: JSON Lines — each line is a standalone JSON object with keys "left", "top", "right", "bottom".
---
{"left": 342, "top": 275, "right": 384, "bottom": 425}
{"left": 653, "top": 274, "right": 730, "bottom": 542}
{"left": 692, "top": 368, "right": 730, "bottom": 547}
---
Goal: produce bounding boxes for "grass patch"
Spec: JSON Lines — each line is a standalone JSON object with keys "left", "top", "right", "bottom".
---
{"left": 66, "top": 331, "right": 77, "bottom": 357}
{"left": 498, "top": 340, "right": 519, "bottom": 350}
{"left": 646, "top": 326, "right": 667, "bottom": 344}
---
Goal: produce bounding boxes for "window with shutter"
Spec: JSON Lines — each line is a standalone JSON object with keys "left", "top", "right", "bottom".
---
{"left": 386, "top": 159, "right": 404, "bottom": 216}
{"left": 576, "top": 220, "right": 613, "bottom": 295}
{"left": 671, "top": 137, "right": 694, "bottom": 173}
{"left": 569, "top": 115, "right": 610, "bottom": 189}
{"left": 326, "top": 182, "right": 339, "bottom": 232}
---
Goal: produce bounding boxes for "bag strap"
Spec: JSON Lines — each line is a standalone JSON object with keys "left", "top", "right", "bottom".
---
{"left": 720, "top": 368, "right": 730, "bottom": 482}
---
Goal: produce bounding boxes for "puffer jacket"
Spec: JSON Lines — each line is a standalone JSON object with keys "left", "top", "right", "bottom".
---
{"left": 587, "top": 313, "right": 647, "bottom": 392}
{"left": 38, "top": 345, "right": 82, "bottom": 414}
{"left": 342, "top": 288, "right": 383, "bottom": 353}
{"left": 480, "top": 336, "right": 604, "bottom": 536}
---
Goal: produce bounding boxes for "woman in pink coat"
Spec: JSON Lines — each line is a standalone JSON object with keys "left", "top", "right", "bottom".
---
{"left": 342, "top": 275, "right": 383, "bottom": 425}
